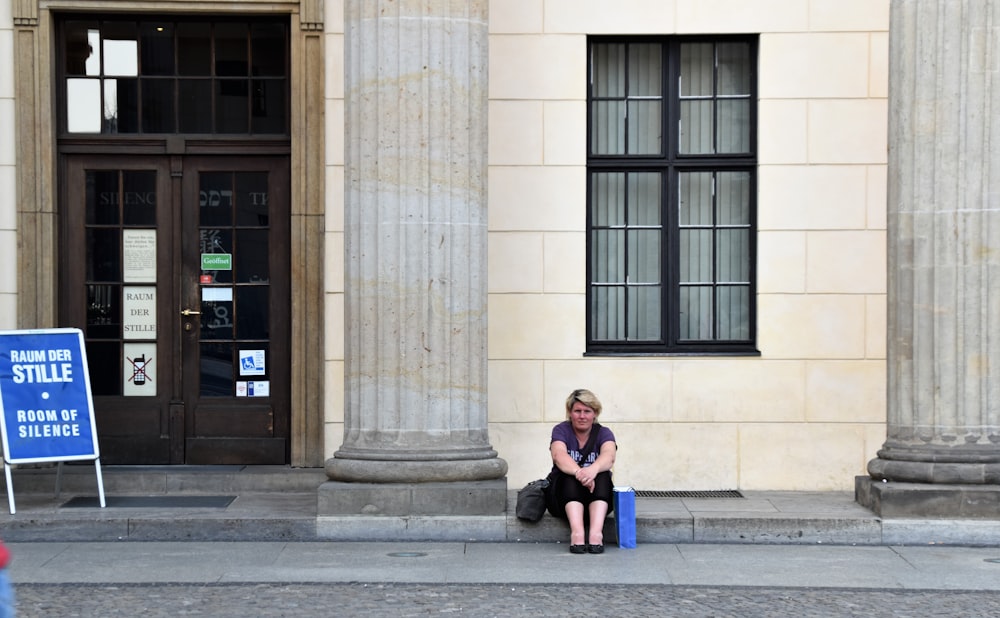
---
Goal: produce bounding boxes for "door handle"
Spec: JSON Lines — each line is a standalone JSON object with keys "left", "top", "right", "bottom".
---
{"left": 180, "top": 308, "right": 202, "bottom": 316}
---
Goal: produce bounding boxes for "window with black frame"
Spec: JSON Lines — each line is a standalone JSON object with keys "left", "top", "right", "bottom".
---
{"left": 587, "top": 37, "right": 759, "bottom": 355}
{"left": 61, "top": 18, "right": 288, "bottom": 136}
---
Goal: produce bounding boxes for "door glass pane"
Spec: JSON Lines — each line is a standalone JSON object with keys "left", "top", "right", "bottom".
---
{"left": 200, "top": 343, "right": 234, "bottom": 396}
{"left": 200, "top": 173, "right": 233, "bottom": 226}
{"left": 200, "top": 229, "right": 234, "bottom": 284}
{"left": 86, "top": 341, "right": 121, "bottom": 396}
{"left": 236, "top": 230, "right": 268, "bottom": 282}
{"left": 201, "top": 298, "right": 234, "bottom": 339}
{"left": 87, "top": 284, "right": 120, "bottom": 339}
{"left": 122, "top": 171, "right": 157, "bottom": 226}
{"left": 87, "top": 229, "right": 120, "bottom": 281}
{"left": 236, "top": 287, "right": 269, "bottom": 339}
{"left": 235, "top": 173, "right": 269, "bottom": 226}
{"left": 86, "top": 171, "right": 120, "bottom": 225}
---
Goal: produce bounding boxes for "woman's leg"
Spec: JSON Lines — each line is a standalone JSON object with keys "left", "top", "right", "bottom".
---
{"left": 564, "top": 501, "right": 586, "bottom": 546}
{"left": 587, "top": 500, "right": 608, "bottom": 546}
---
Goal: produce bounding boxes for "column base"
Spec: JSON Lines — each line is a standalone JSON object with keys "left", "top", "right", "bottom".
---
{"left": 856, "top": 476, "right": 1000, "bottom": 518}
{"left": 867, "top": 445, "right": 1000, "bottom": 484}
{"left": 317, "top": 479, "right": 508, "bottom": 516}
{"left": 325, "top": 454, "right": 508, "bottom": 483}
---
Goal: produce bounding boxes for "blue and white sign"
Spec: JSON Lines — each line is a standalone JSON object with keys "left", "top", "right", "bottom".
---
{"left": 0, "top": 329, "right": 100, "bottom": 464}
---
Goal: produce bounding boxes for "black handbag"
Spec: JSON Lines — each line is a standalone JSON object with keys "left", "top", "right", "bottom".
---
{"left": 515, "top": 477, "right": 550, "bottom": 522}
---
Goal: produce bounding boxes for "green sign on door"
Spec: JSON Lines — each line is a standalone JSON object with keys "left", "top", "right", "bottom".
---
{"left": 201, "top": 253, "right": 232, "bottom": 270}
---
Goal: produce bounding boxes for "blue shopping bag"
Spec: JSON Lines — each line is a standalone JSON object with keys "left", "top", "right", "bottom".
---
{"left": 614, "top": 486, "right": 636, "bottom": 549}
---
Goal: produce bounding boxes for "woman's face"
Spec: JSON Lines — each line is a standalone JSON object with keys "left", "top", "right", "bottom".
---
{"left": 569, "top": 401, "right": 597, "bottom": 433}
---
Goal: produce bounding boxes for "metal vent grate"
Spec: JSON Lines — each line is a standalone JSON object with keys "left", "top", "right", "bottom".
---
{"left": 635, "top": 490, "right": 744, "bottom": 499}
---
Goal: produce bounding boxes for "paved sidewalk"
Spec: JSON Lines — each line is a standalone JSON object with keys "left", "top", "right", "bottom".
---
{"left": 9, "top": 541, "right": 1000, "bottom": 589}
{"left": 11, "top": 542, "right": 1000, "bottom": 618}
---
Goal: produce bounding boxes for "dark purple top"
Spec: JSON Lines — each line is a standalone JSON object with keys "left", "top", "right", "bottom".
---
{"left": 550, "top": 420, "right": 616, "bottom": 471}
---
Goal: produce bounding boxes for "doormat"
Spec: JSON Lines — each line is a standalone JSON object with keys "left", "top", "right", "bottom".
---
{"left": 61, "top": 496, "right": 237, "bottom": 508}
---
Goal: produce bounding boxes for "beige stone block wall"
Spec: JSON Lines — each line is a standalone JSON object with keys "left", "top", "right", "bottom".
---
{"left": 482, "top": 0, "right": 890, "bottom": 491}
{"left": 322, "top": 1, "right": 890, "bottom": 490}
{"left": 0, "top": 4, "right": 14, "bottom": 329}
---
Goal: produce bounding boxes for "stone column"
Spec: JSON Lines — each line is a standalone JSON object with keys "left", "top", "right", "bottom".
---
{"left": 860, "top": 0, "right": 1000, "bottom": 512}
{"left": 322, "top": 0, "right": 506, "bottom": 513}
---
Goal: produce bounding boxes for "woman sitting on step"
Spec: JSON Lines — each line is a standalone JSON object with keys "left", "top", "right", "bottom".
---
{"left": 545, "top": 388, "right": 617, "bottom": 554}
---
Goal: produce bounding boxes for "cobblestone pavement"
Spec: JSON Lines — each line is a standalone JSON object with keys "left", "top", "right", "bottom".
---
{"left": 14, "top": 583, "right": 1000, "bottom": 617}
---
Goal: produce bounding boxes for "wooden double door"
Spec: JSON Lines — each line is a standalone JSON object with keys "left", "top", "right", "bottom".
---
{"left": 60, "top": 155, "right": 290, "bottom": 464}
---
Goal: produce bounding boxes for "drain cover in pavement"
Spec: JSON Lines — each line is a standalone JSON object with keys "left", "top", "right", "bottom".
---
{"left": 635, "top": 490, "right": 744, "bottom": 499}
{"left": 61, "top": 496, "right": 236, "bottom": 508}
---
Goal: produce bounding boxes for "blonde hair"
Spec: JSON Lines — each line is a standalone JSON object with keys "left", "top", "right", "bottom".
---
{"left": 565, "top": 388, "right": 603, "bottom": 419}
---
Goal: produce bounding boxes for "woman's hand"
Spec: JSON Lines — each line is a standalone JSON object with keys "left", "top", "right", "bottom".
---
{"left": 574, "top": 466, "right": 597, "bottom": 493}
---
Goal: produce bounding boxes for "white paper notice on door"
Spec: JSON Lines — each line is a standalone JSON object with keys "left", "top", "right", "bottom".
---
{"left": 122, "top": 286, "right": 157, "bottom": 340}
{"left": 123, "top": 229, "right": 157, "bottom": 283}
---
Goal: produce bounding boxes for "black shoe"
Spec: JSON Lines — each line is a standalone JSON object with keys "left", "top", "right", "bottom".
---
{"left": 587, "top": 544, "right": 604, "bottom": 554}
{"left": 569, "top": 544, "right": 587, "bottom": 554}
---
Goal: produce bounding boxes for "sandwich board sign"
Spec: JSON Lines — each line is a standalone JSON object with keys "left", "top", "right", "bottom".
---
{"left": 0, "top": 328, "right": 105, "bottom": 513}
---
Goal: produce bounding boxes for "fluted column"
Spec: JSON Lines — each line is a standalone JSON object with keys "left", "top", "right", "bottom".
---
{"left": 868, "top": 0, "right": 1000, "bottom": 483}
{"left": 327, "top": 0, "right": 506, "bottom": 483}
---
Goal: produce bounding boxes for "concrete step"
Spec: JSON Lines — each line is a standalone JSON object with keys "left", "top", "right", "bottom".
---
{"left": 0, "top": 467, "right": 936, "bottom": 546}
{"left": 1, "top": 464, "right": 327, "bottom": 495}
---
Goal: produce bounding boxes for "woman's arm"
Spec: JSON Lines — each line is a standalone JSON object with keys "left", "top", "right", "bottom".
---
{"left": 550, "top": 441, "right": 582, "bottom": 475}
{"left": 574, "top": 441, "right": 616, "bottom": 487}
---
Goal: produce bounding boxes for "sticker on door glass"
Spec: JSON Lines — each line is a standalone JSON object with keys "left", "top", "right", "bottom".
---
{"left": 239, "top": 350, "right": 266, "bottom": 376}
{"left": 201, "top": 287, "right": 233, "bottom": 302}
{"left": 236, "top": 381, "right": 270, "bottom": 397}
{"left": 123, "top": 342, "right": 156, "bottom": 396}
